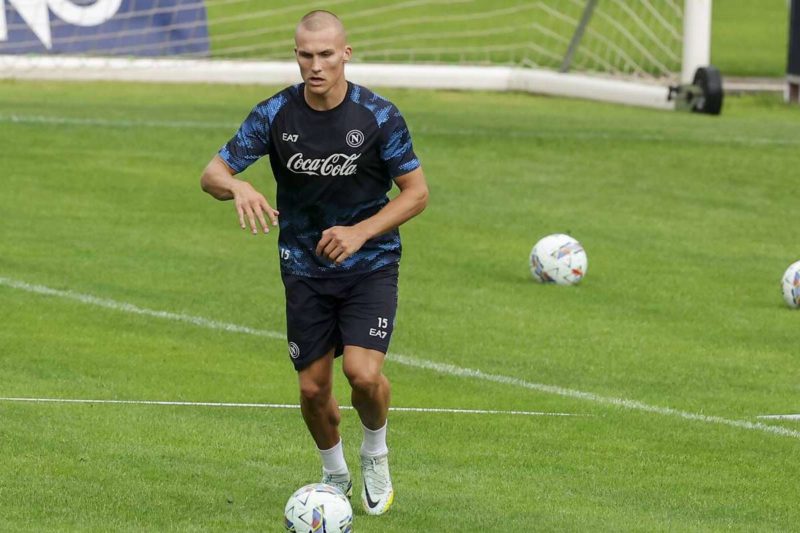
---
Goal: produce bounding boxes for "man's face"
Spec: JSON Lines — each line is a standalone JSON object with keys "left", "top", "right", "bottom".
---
{"left": 294, "top": 26, "right": 351, "bottom": 96}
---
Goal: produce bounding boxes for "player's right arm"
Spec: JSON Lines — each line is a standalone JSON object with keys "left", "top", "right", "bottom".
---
{"left": 201, "top": 99, "right": 281, "bottom": 234}
{"left": 200, "top": 154, "right": 279, "bottom": 234}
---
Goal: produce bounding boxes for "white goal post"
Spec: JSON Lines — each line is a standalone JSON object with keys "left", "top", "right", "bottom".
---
{"left": 0, "top": 0, "right": 715, "bottom": 111}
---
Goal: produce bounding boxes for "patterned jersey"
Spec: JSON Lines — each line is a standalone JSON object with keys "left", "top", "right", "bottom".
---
{"left": 219, "top": 82, "right": 420, "bottom": 278}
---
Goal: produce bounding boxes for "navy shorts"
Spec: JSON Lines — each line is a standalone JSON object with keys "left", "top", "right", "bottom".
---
{"left": 281, "top": 263, "right": 399, "bottom": 371}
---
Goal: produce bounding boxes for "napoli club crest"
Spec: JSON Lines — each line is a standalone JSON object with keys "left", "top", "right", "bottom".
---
{"left": 346, "top": 129, "right": 364, "bottom": 148}
{"left": 288, "top": 342, "right": 300, "bottom": 359}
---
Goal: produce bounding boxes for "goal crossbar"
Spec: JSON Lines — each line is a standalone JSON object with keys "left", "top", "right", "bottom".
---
{"left": 0, "top": 55, "right": 674, "bottom": 110}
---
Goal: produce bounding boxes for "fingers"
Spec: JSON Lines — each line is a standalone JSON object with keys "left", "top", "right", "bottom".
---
{"left": 322, "top": 239, "right": 339, "bottom": 259}
{"left": 322, "top": 243, "right": 348, "bottom": 264}
{"left": 230, "top": 180, "right": 279, "bottom": 235}
{"left": 255, "top": 208, "right": 270, "bottom": 234}
{"left": 316, "top": 228, "right": 351, "bottom": 264}
{"left": 316, "top": 231, "right": 332, "bottom": 256}
{"left": 263, "top": 200, "right": 280, "bottom": 227}
{"left": 237, "top": 204, "right": 246, "bottom": 230}
{"left": 332, "top": 248, "right": 350, "bottom": 264}
{"left": 237, "top": 199, "right": 279, "bottom": 235}
{"left": 317, "top": 230, "right": 342, "bottom": 259}
{"left": 249, "top": 208, "right": 260, "bottom": 234}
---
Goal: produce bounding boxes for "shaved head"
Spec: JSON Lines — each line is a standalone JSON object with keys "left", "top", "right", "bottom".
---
{"left": 296, "top": 10, "right": 347, "bottom": 42}
{"left": 294, "top": 10, "right": 351, "bottom": 109}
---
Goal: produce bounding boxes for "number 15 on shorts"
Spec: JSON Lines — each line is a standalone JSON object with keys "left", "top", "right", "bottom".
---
{"left": 370, "top": 317, "right": 388, "bottom": 339}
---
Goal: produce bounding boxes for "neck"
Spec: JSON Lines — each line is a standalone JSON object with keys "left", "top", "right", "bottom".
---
{"left": 304, "top": 78, "right": 348, "bottom": 111}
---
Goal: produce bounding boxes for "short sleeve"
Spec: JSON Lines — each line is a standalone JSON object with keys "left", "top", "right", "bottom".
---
{"left": 379, "top": 107, "right": 421, "bottom": 179}
{"left": 219, "top": 88, "right": 294, "bottom": 173}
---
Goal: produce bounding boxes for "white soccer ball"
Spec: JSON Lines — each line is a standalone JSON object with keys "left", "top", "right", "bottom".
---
{"left": 284, "top": 483, "right": 353, "bottom": 533}
{"left": 530, "top": 233, "right": 588, "bottom": 285}
{"left": 781, "top": 260, "right": 800, "bottom": 309}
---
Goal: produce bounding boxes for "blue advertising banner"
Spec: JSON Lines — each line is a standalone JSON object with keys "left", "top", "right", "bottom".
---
{"left": 0, "top": 0, "right": 209, "bottom": 56}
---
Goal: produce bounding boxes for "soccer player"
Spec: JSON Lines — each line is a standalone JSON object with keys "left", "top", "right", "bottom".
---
{"left": 199, "top": 10, "right": 428, "bottom": 516}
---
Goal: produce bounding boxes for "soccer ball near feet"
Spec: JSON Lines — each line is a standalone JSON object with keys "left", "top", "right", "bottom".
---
{"left": 781, "top": 260, "right": 800, "bottom": 309}
{"left": 284, "top": 483, "right": 353, "bottom": 533}
{"left": 530, "top": 233, "right": 588, "bottom": 285}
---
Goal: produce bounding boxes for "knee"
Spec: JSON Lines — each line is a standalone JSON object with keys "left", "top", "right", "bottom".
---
{"left": 299, "top": 380, "right": 331, "bottom": 405}
{"left": 345, "top": 369, "right": 381, "bottom": 394}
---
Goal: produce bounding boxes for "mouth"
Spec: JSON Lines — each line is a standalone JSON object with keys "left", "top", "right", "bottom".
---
{"left": 308, "top": 76, "right": 325, "bottom": 85}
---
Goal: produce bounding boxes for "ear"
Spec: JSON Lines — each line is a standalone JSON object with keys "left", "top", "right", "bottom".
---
{"left": 343, "top": 45, "right": 352, "bottom": 63}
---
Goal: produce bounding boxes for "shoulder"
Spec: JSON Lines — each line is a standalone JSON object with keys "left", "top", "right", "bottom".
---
{"left": 347, "top": 83, "right": 404, "bottom": 129}
{"left": 251, "top": 84, "right": 300, "bottom": 123}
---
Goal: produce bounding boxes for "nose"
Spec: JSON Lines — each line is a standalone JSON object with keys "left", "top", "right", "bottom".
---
{"left": 311, "top": 57, "right": 323, "bottom": 72}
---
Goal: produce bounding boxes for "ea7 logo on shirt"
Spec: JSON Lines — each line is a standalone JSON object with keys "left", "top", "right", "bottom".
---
{"left": 346, "top": 129, "right": 364, "bottom": 148}
{"left": 281, "top": 133, "right": 299, "bottom": 142}
{"left": 287, "top": 153, "right": 361, "bottom": 177}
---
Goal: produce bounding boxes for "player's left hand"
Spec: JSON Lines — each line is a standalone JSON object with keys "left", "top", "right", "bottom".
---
{"left": 316, "top": 226, "right": 369, "bottom": 265}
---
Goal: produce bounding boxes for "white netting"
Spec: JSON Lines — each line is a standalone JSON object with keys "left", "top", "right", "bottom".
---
{"left": 0, "top": 0, "right": 685, "bottom": 81}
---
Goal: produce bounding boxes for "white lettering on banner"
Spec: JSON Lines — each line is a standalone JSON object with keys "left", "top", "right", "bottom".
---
{"left": 287, "top": 153, "right": 361, "bottom": 177}
{"left": 1, "top": 0, "right": 122, "bottom": 49}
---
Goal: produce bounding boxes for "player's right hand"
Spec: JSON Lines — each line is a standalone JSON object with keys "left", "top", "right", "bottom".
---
{"left": 231, "top": 180, "right": 279, "bottom": 234}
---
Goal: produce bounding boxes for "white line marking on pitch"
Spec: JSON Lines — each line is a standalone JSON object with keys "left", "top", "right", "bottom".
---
{"left": 2, "top": 275, "right": 800, "bottom": 441}
{"left": 0, "top": 397, "right": 585, "bottom": 417}
{"left": 1, "top": 114, "right": 798, "bottom": 147}
{"left": 0, "top": 276, "right": 283, "bottom": 340}
{"left": 0, "top": 114, "right": 240, "bottom": 130}
{"left": 758, "top": 414, "right": 800, "bottom": 420}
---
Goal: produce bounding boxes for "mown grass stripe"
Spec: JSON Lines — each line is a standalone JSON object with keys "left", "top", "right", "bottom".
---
{"left": 1, "top": 113, "right": 798, "bottom": 146}
{"left": 2, "top": 275, "right": 798, "bottom": 440}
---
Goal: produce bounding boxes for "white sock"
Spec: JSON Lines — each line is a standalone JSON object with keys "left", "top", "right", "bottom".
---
{"left": 360, "top": 421, "right": 389, "bottom": 457}
{"left": 319, "top": 439, "right": 348, "bottom": 475}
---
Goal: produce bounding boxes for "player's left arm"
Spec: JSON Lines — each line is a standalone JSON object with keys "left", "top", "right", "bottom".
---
{"left": 316, "top": 167, "right": 429, "bottom": 264}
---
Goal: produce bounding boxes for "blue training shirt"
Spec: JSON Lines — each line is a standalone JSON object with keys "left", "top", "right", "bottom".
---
{"left": 219, "top": 82, "right": 420, "bottom": 278}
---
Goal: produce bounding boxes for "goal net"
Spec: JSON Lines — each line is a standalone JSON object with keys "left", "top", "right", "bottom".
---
{"left": 0, "top": 0, "right": 712, "bottom": 109}
{"left": 209, "top": 0, "right": 684, "bottom": 83}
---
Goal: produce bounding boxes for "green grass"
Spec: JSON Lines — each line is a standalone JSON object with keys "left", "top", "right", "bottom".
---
{"left": 712, "top": 0, "right": 789, "bottom": 77}
{"left": 1, "top": 81, "right": 800, "bottom": 531}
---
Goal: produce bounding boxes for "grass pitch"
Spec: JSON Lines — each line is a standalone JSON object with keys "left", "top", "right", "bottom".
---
{"left": 1, "top": 82, "right": 799, "bottom": 531}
